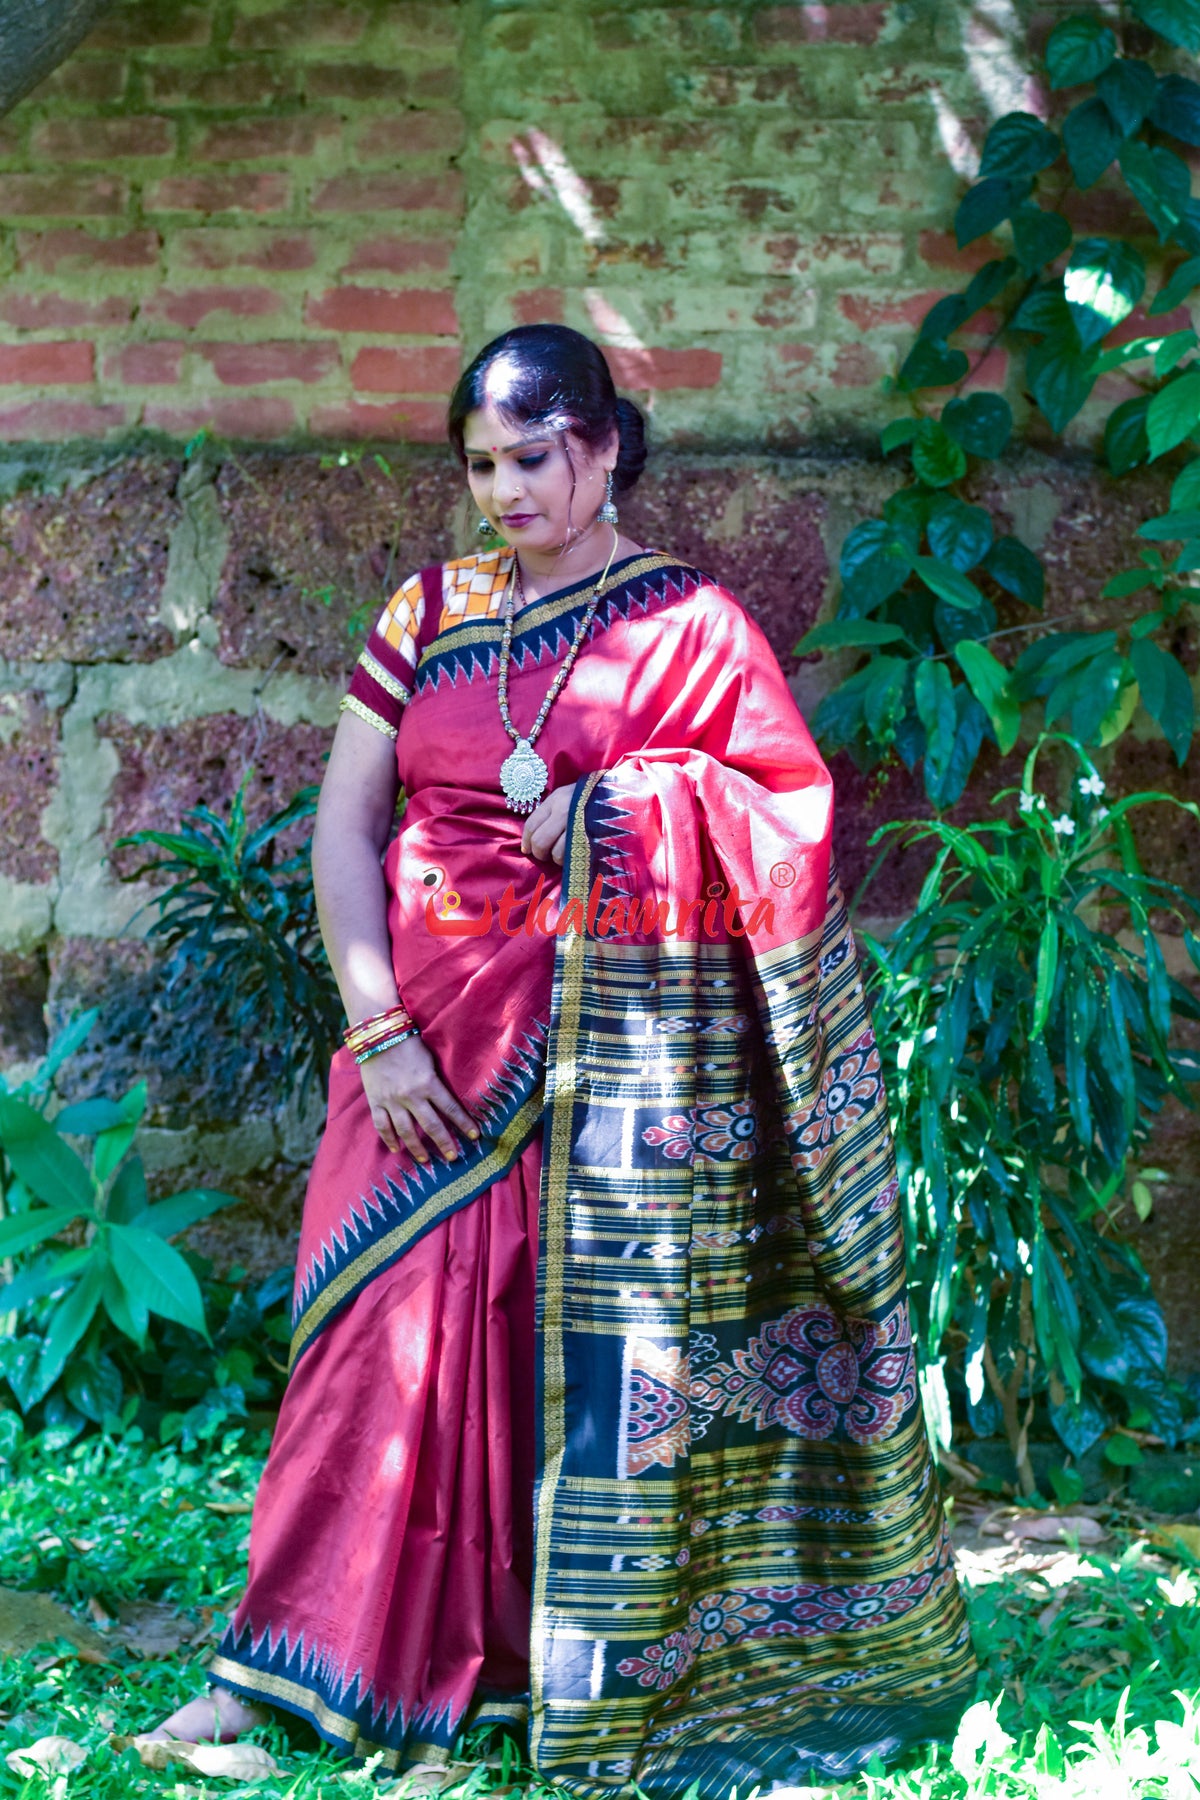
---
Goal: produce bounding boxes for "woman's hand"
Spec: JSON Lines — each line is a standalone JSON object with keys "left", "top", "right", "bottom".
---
{"left": 358, "top": 1035, "right": 480, "bottom": 1162}
{"left": 520, "top": 779, "right": 580, "bottom": 865}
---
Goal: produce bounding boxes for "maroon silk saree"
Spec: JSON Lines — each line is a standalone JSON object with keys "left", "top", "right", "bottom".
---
{"left": 210, "top": 550, "right": 976, "bottom": 1793}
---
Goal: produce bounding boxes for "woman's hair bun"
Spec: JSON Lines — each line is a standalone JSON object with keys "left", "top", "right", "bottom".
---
{"left": 612, "top": 396, "right": 648, "bottom": 495}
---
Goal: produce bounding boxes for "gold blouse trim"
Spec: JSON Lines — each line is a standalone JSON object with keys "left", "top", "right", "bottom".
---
{"left": 359, "top": 649, "right": 410, "bottom": 702}
{"left": 339, "top": 693, "right": 398, "bottom": 740}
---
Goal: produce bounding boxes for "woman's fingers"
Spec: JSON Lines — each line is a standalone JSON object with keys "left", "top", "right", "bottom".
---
{"left": 368, "top": 1103, "right": 401, "bottom": 1155}
{"left": 407, "top": 1097, "right": 460, "bottom": 1163}
{"left": 551, "top": 828, "right": 568, "bottom": 865}
{"left": 426, "top": 1076, "right": 480, "bottom": 1143}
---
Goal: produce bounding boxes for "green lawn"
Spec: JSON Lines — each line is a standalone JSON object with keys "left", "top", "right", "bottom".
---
{"left": 0, "top": 1425, "right": 1198, "bottom": 1797}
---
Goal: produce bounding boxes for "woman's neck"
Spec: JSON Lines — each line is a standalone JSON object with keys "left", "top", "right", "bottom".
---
{"left": 512, "top": 525, "right": 640, "bottom": 605}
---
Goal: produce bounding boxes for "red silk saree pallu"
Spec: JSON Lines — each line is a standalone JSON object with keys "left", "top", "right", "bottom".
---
{"left": 210, "top": 550, "right": 976, "bottom": 1792}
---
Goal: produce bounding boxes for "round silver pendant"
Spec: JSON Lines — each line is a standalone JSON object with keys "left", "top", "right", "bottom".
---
{"left": 500, "top": 738, "right": 549, "bottom": 814}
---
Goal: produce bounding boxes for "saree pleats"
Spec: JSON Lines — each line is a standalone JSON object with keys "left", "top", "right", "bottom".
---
{"left": 211, "top": 551, "right": 976, "bottom": 1789}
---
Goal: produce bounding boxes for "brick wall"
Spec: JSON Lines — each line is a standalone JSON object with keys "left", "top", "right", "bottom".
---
{"left": 0, "top": 0, "right": 1048, "bottom": 445}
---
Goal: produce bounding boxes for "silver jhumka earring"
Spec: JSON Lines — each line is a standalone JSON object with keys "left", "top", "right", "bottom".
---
{"left": 477, "top": 516, "right": 497, "bottom": 537}
{"left": 597, "top": 471, "right": 618, "bottom": 526}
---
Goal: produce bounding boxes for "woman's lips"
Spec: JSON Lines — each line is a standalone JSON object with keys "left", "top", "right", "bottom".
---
{"left": 500, "top": 512, "right": 536, "bottom": 527}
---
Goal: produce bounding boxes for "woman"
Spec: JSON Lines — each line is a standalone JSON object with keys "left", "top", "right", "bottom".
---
{"left": 155, "top": 324, "right": 976, "bottom": 1792}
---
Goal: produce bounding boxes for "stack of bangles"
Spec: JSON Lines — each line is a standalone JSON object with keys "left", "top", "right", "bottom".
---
{"left": 343, "top": 1004, "right": 420, "bottom": 1065}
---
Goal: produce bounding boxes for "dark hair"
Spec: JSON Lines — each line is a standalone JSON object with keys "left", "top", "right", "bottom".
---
{"left": 447, "top": 323, "right": 648, "bottom": 494}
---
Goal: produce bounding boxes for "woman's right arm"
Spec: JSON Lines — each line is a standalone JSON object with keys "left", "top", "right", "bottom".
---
{"left": 312, "top": 712, "right": 479, "bottom": 1163}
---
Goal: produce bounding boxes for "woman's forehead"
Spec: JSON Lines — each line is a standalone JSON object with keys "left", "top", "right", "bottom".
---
{"left": 462, "top": 403, "right": 558, "bottom": 455}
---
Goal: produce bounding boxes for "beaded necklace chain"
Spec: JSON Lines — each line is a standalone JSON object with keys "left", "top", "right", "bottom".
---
{"left": 496, "top": 531, "right": 620, "bottom": 815}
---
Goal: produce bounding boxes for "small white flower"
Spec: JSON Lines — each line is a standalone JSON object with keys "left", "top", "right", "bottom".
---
{"left": 1078, "top": 772, "right": 1106, "bottom": 797}
{"left": 1051, "top": 814, "right": 1076, "bottom": 837}
{"left": 1018, "top": 791, "right": 1039, "bottom": 814}
{"left": 1095, "top": 805, "right": 1110, "bottom": 823}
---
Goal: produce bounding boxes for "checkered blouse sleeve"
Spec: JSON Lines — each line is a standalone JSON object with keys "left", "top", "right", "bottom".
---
{"left": 339, "top": 570, "right": 427, "bottom": 741}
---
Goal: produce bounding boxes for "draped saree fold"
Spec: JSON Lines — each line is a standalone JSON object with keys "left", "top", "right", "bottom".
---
{"left": 210, "top": 549, "right": 976, "bottom": 1792}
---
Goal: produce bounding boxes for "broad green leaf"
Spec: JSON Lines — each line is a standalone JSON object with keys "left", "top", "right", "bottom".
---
{"left": 941, "top": 393, "right": 1013, "bottom": 459}
{"left": 37, "top": 1011, "right": 98, "bottom": 1089}
{"left": 911, "top": 419, "right": 968, "bottom": 486}
{"left": 1046, "top": 15, "right": 1117, "bottom": 87}
{"left": 1120, "top": 139, "right": 1191, "bottom": 240}
{"left": 1032, "top": 915, "right": 1059, "bottom": 1038}
{"left": 955, "top": 177, "right": 1031, "bottom": 248}
{"left": 912, "top": 557, "right": 984, "bottom": 611}
{"left": 1131, "top": 0, "right": 1200, "bottom": 52}
{"left": 1103, "top": 1430, "right": 1144, "bottom": 1465}
{"left": 1012, "top": 204, "right": 1073, "bottom": 274}
{"left": 1131, "top": 637, "right": 1195, "bottom": 761}
{"left": 0, "top": 1206, "right": 86, "bottom": 1260}
{"left": 1013, "top": 281, "right": 1077, "bottom": 337}
{"left": 862, "top": 656, "right": 910, "bottom": 742}
{"left": 880, "top": 418, "right": 918, "bottom": 453}
{"left": 963, "top": 257, "right": 1020, "bottom": 315}
{"left": 954, "top": 641, "right": 1021, "bottom": 753}
{"left": 1102, "top": 567, "right": 1158, "bottom": 599}
{"left": 93, "top": 1123, "right": 138, "bottom": 1188}
{"left": 52, "top": 1099, "right": 126, "bottom": 1136}
{"left": 914, "top": 659, "right": 957, "bottom": 801}
{"left": 1146, "top": 370, "right": 1200, "bottom": 457}
{"left": 1098, "top": 672, "right": 1140, "bottom": 746}
{"left": 917, "top": 295, "right": 969, "bottom": 343}
{"left": 1093, "top": 331, "right": 1182, "bottom": 375}
{"left": 139, "top": 1188, "right": 241, "bottom": 1239}
{"left": 983, "top": 536, "right": 1045, "bottom": 608}
{"left": 1064, "top": 238, "right": 1145, "bottom": 348}
{"left": 926, "top": 496, "right": 993, "bottom": 571}
{"left": 883, "top": 485, "right": 932, "bottom": 545}
{"left": 1150, "top": 253, "right": 1200, "bottom": 315}
{"left": 1026, "top": 337, "right": 1096, "bottom": 430}
{"left": 978, "top": 112, "right": 1061, "bottom": 179}
{"left": 1155, "top": 329, "right": 1198, "bottom": 375}
{"left": 838, "top": 519, "right": 912, "bottom": 615}
{"left": 0, "top": 1095, "right": 94, "bottom": 1212}
{"left": 0, "top": 1247, "right": 91, "bottom": 1320}
{"left": 32, "top": 1258, "right": 106, "bottom": 1404}
{"left": 107, "top": 1224, "right": 208, "bottom": 1338}
{"left": 1105, "top": 393, "right": 1151, "bottom": 471}
{"left": 1062, "top": 96, "right": 1124, "bottom": 188}
{"left": 106, "top": 1155, "right": 148, "bottom": 1224}
{"left": 897, "top": 338, "right": 969, "bottom": 392}
{"left": 102, "top": 1263, "right": 148, "bottom": 1347}
{"left": 1149, "top": 72, "right": 1200, "bottom": 144}
{"left": 1171, "top": 457, "right": 1200, "bottom": 508}
{"left": 1096, "top": 58, "right": 1158, "bottom": 135}
{"left": 1047, "top": 649, "right": 1126, "bottom": 741}
{"left": 1136, "top": 508, "right": 1200, "bottom": 540}
{"left": 796, "top": 619, "right": 909, "bottom": 654}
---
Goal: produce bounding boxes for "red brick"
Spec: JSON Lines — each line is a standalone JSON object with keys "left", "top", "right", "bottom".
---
{"left": 144, "top": 397, "right": 297, "bottom": 438}
{"left": 962, "top": 346, "right": 1008, "bottom": 391}
{"left": 230, "top": 4, "right": 368, "bottom": 48}
{"left": 0, "top": 175, "right": 126, "bottom": 216}
{"left": 103, "top": 342, "right": 185, "bottom": 385}
{"left": 755, "top": 3, "right": 887, "bottom": 45}
{"left": 604, "top": 347, "right": 723, "bottom": 391}
{"left": 27, "top": 59, "right": 127, "bottom": 103}
{"left": 0, "top": 400, "right": 126, "bottom": 438}
{"left": 354, "top": 112, "right": 466, "bottom": 160}
{"left": 0, "top": 342, "right": 95, "bottom": 385}
{"left": 312, "top": 172, "right": 463, "bottom": 215}
{"left": 16, "top": 228, "right": 161, "bottom": 272}
{"left": 511, "top": 287, "right": 565, "bottom": 325}
{"left": 146, "top": 62, "right": 294, "bottom": 107}
{"left": 917, "top": 231, "right": 1001, "bottom": 274}
{"left": 145, "top": 174, "right": 289, "bottom": 215}
{"left": 0, "top": 294, "right": 132, "bottom": 329}
{"left": 309, "top": 398, "right": 446, "bottom": 441}
{"left": 86, "top": 3, "right": 211, "bottom": 47}
{"left": 198, "top": 341, "right": 339, "bottom": 385}
{"left": 192, "top": 116, "right": 340, "bottom": 162}
{"left": 372, "top": 5, "right": 460, "bottom": 50}
{"left": 839, "top": 290, "right": 950, "bottom": 331}
{"left": 143, "top": 286, "right": 282, "bottom": 327}
{"left": 174, "top": 228, "right": 316, "bottom": 272}
{"left": 1107, "top": 303, "right": 1192, "bottom": 346}
{"left": 32, "top": 117, "right": 175, "bottom": 160}
{"left": 830, "top": 343, "right": 887, "bottom": 387}
{"left": 350, "top": 345, "right": 461, "bottom": 393}
{"left": 304, "top": 63, "right": 414, "bottom": 101}
{"left": 306, "top": 285, "right": 458, "bottom": 335}
{"left": 342, "top": 235, "right": 452, "bottom": 274}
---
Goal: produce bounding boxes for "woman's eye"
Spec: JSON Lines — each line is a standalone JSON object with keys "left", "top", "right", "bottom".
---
{"left": 468, "top": 461, "right": 491, "bottom": 475}
{"left": 518, "top": 454, "right": 547, "bottom": 469}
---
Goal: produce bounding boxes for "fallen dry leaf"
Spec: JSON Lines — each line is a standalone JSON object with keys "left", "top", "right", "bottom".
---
{"left": 393, "top": 1760, "right": 482, "bottom": 1794}
{"left": 122, "top": 1736, "right": 281, "bottom": 1779}
{"left": 113, "top": 1599, "right": 197, "bottom": 1658}
{"left": 0, "top": 1586, "right": 110, "bottom": 1663}
{"left": 204, "top": 1500, "right": 252, "bottom": 1515}
{"left": 1001, "top": 1513, "right": 1108, "bottom": 1545}
{"left": 87, "top": 1596, "right": 114, "bottom": 1630}
{"left": 1149, "top": 1523, "right": 1200, "bottom": 1559}
{"left": 68, "top": 1537, "right": 97, "bottom": 1554}
{"left": 6, "top": 1735, "right": 88, "bottom": 1777}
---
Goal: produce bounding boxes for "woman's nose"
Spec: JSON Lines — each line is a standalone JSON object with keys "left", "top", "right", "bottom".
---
{"left": 491, "top": 463, "right": 523, "bottom": 507}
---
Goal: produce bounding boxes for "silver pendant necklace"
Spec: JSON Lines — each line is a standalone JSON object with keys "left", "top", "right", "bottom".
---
{"left": 497, "top": 531, "right": 620, "bottom": 815}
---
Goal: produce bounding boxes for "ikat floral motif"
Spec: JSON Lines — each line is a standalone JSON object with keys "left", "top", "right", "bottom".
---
{"left": 783, "top": 1027, "right": 883, "bottom": 1169}
{"left": 641, "top": 1099, "right": 758, "bottom": 1164}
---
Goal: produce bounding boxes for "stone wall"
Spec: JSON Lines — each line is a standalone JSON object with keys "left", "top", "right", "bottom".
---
{"left": 1, "top": 0, "right": 1199, "bottom": 1365}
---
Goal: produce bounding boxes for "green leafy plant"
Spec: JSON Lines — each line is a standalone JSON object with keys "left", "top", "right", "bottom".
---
{"left": 861, "top": 736, "right": 1200, "bottom": 1490}
{"left": 799, "top": 5, "right": 1200, "bottom": 800}
{"left": 0, "top": 1024, "right": 239, "bottom": 1426}
{"left": 117, "top": 781, "right": 344, "bottom": 1101}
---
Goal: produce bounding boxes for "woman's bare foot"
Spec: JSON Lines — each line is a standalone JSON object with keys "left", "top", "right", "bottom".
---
{"left": 143, "top": 1683, "right": 269, "bottom": 1744}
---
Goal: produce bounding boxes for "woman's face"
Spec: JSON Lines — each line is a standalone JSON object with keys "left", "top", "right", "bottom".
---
{"left": 462, "top": 396, "right": 615, "bottom": 556}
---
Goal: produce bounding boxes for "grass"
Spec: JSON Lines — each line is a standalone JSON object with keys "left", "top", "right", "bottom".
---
{"left": 0, "top": 1424, "right": 1197, "bottom": 1797}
